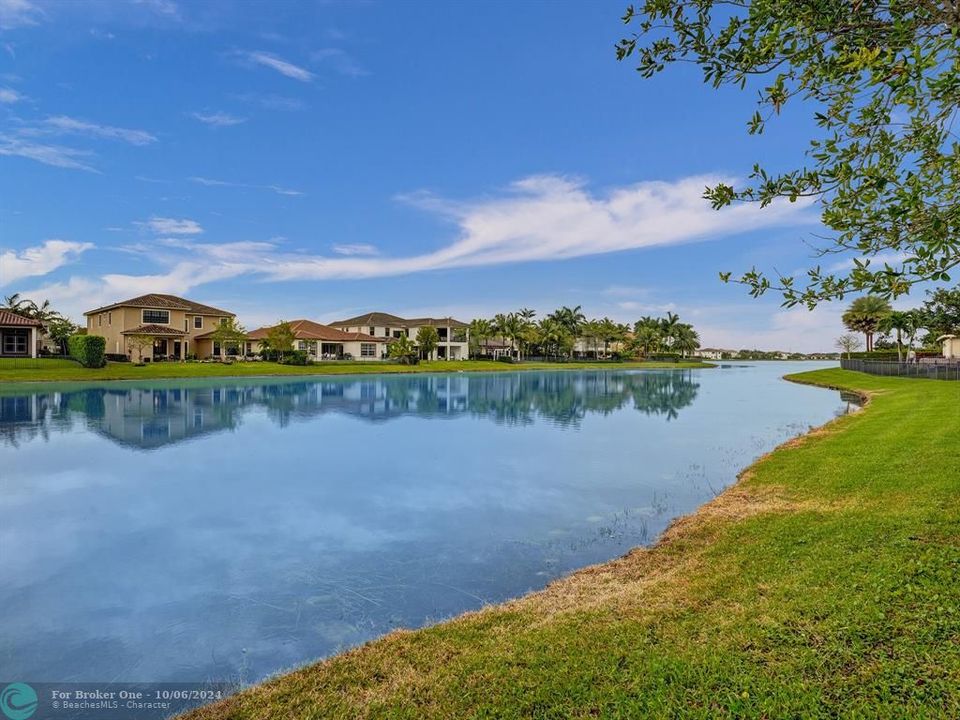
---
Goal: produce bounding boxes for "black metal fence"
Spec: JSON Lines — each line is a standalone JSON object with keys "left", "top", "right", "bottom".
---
{"left": 841, "top": 358, "right": 960, "bottom": 381}
{"left": 0, "top": 355, "right": 77, "bottom": 370}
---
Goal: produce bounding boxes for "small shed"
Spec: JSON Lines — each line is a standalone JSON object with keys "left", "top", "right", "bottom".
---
{"left": 937, "top": 334, "right": 960, "bottom": 360}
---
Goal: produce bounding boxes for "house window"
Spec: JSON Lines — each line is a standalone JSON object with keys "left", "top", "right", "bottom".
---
{"left": 142, "top": 309, "right": 170, "bottom": 324}
{"left": 368, "top": 326, "right": 376, "bottom": 336}
{"left": 213, "top": 341, "right": 221, "bottom": 356}
{"left": 2, "top": 330, "right": 27, "bottom": 355}
{"left": 298, "top": 341, "right": 307, "bottom": 351}
{"left": 98, "top": 315, "right": 102, "bottom": 327}
{"left": 108, "top": 312, "right": 112, "bottom": 326}
{"left": 360, "top": 343, "right": 376, "bottom": 357}
{"left": 194, "top": 316, "right": 203, "bottom": 329}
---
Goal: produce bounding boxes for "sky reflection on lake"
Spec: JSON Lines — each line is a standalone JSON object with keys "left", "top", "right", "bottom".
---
{"left": 0, "top": 363, "right": 843, "bottom": 685}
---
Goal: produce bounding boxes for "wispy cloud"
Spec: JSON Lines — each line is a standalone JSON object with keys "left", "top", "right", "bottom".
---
{"left": 232, "top": 92, "right": 303, "bottom": 111}
{"left": 24, "top": 174, "right": 813, "bottom": 322}
{"left": 0, "top": 0, "right": 43, "bottom": 30}
{"left": 243, "top": 51, "right": 313, "bottom": 82}
{"left": 332, "top": 243, "right": 379, "bottom": 256}
{"left": 45, "top": 116, "right": 157, "bottom": 145}
{"left": 139, "top": 216, "right": 203, "bottom": 235}
{"left": 0, "top": 86, "right": 24, "bottom": 103}
{"left": 190, "top": 111, "right": 246, "bottom": 127}
{"left": 0, "top": 133, "right": 97, "bottom": 171}
{"left": 189, "top": 176, "right": 303, "bottom": 197}
{"left": 0, "top": 239, "right": 92, "bottom": 286}
{"left": 131, "top": 0, "right": 181, "bottom": 21}
{"left": 311, "top": 48, "right": 368, "bottom": 77}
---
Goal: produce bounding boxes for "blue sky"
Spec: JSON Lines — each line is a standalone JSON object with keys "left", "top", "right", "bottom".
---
{"left": 0, "top": 0, "right": 869, "bottom": 351}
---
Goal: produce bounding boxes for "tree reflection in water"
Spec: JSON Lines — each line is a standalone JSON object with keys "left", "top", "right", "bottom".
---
{"left": 0, "top": 370, "right": 700, "bottom": 450}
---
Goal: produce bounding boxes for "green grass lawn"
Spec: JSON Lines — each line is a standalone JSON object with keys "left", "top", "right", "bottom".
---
{"left": 182, "top": 369, "right": 960, "bottom": 719}
{"left": 0, "top": 357, "right": 712, "bottom": 383}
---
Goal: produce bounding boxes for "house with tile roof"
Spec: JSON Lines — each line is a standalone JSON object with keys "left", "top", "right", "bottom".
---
{"left": 246, "top": 319, "right": 393, "bottom": 361}
{"left": 84, "top": 294, "right": 236, "bottom": 361}
{"left": 330, "top": 312, "right": 470, "bottom": 360}
{"left": 0, "top": 309, "right": 44, "bottom": 358}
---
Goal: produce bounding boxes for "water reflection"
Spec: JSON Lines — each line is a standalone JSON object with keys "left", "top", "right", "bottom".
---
{"left": 0, "top": 370, "right": 700, "bottom": 450}
{"left": 0, "top": 363, "right": 849, "bottom": 688}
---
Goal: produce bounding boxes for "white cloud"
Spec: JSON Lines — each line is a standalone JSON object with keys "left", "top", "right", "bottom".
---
{"left": 332, "top": 243, "right": 379, "bottom": 256}
{"left": 244, "top": 51, "right": 313, "bottom": 82}
{"left": 23, "top": 174, "right": 813, "bottom": 323}
{"left": 131, "top": 0, "right": 180, "bottom": 21}
{"left": 45, "top": 115, "right": 157, "bottom": 146}
{"left": 0, "top": 86, "right": 23, "bottom": 103}
{"left": 311, "top": 48, "right": 368, "bottom": 77}
{"left": 191, "top": 111, "right": 246, "bottom": 127}
{"left": 0, "top": 240, "right": 92, "bottom": 286}
{"left": 0, "top": 134, "right": 97, "bottom": 171}
{"left": 189, "top": 176, "right": 303, "bottom": 197}
{"left": 0, "top": 0, "right": 43, "bottom": 30}
{"left": 140, "top": 217, "right": 203, "bottom": 235}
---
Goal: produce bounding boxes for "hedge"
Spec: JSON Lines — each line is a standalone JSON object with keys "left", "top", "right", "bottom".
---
{"left": 847, "top": 350, "right": 901, "bottom": 360}
{"left": 68, "top": 334, "right": 106, "bottom": 368}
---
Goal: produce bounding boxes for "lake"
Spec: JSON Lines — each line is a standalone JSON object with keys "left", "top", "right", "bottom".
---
{"left": 0, "top": 362, "right": 848, "bottom": 686}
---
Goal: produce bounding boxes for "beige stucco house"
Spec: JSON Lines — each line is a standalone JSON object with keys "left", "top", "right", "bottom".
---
{"left": 938, "top": 334, "right": 960, "bottom": 359}
{"left": 0, "top": 310, "right": 43, "bottom": 358}
{"left": 246, "top": 319, "right": 393, "bottom": 360}
{"left": 84, "top": 294, "right": 236, "bottom": 361}
{"left": 330, "top": 312, "right": 470, "bottom": 360}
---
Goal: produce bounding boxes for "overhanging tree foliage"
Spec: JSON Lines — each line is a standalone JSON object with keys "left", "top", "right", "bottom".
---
{"left": 617, "top": 1, "right": 960, "bottom": 307}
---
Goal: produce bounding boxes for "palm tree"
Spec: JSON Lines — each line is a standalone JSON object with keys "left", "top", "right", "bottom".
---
{"left": 597, "top": 317, "right": 622, "bottom": 358}
{"left": 842, "top": 296, "right": 892, "bottom": 352}
{"left": 3, "top": 293, "right": 27, "bottom": 313}
{"left": 658, "top": 312, "right": 681, "bottom": 349}
{"left": 672, "top": 324, "right": 701, "bottom": 358}
{"left": 878, "top": 310, "right": 915, "bottom": 361}
{"left": 469, "top": 318, "right": 493, "bottom": 358}
{"left": 388, "top": 335, "right": 418, "bottom": 364}
{"left": 548, "top": 305, "right": 586, "bottom": 337}
{"left": 631, "top": 324, "right": 661, "bottom": 358}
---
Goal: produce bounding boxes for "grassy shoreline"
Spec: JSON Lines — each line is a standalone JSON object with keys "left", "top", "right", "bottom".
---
{"left": 182, "top": 369, "right": 960, "bottom": 719}
{"left": 0, "top": 358, "right": 713, "bottom": 384}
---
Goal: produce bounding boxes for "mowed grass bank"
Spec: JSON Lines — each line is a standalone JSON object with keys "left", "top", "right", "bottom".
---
{"left": 0, "top": 358, "right": 711, "bottom": 384}
{"left": 183, "top": 369, "right": 960, "bottom": 719}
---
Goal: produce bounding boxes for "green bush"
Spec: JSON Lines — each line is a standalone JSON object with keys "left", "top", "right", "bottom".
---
{"left": 847, "top": 350, "right": 901, "bottom": 360}
{"left": 496, "top": 355, "right": 516, "bottom": 364}
{"left": 646, "top": 353, "right": 681, "bottom": 362}
{"left": 280, "top": 350, "right": 310, "bottom": 366}
{"left": 68, "top": 334, "right": 106, "bottom": 368}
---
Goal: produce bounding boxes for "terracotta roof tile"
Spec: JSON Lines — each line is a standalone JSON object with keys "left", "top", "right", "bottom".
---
{"left": 0, "top": 310, "right": 43, "bottom": 327}
{"left": 85, "top": 294, "right": 235, "bottom": 317}
{"left": 120, "top": 324, "right": 187, "bottom": 336}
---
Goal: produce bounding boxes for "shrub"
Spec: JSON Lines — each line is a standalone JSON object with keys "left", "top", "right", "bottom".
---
{"left": 68, "top": 334, "right": 106, "bottom": 368}
{"left": 646, "top": 352, "right": 681, "bottom": 362}
{"left": 847, "top": 350, "right": 901, "bottom": 360}
{"left": 497, "top": 355, "right": 516, "bottom": 364}
{"left": 280, "top": 350, "right": 310, "bottom": 366}
{"left": 104, "top": 353, "right": 130, "bottom": 362}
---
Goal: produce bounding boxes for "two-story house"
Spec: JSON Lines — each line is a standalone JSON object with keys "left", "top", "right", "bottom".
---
{"left": 330, "top": 312, "right": 470, "bottom": 360}
{"left": 84, "top": 294, "right": 237, "bottom": 361}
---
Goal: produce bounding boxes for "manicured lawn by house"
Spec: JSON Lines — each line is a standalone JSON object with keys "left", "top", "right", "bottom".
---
{"left": 0, "top": 358, "right": 712, "bottom": 383}
{"left": 183, "top": 369, "right": 960, "bottom": 719}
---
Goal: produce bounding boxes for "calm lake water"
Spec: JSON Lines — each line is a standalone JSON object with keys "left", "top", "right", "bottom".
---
{"left": 0, "top": 362, "right": 847, "bottom": 686}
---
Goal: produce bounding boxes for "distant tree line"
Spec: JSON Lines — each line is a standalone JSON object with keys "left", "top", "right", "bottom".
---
{"left": 468, "top": 306, "right": 701, "bottom": 361}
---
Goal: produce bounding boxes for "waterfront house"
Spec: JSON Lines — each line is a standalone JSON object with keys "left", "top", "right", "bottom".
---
{"left": 246, "top": 319, "right": 393, "bottom": 360}
{"left": 330, "top": 312, "right": 470, "bottom": 360}
{"left": 0, "top": 310, "right": 43, "bottom": 358}
{"left": 84, "top": 294, "right": 237, "bottom": 361}
{"left": 697, "top": 348, "right": 725, "bottom": 360}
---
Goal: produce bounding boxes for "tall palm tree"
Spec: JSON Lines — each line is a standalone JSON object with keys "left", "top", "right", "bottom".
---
{"left": 879, "top": 310, "right": 916, "bottom": 361}
{"left": 842, "top": 296, "right": 892, "bottom": 352}
{"left": 658, "top": 312, "right": 681, "bottom": 349}
{"left": 548, "top": 305, "right": 586, "bottom": 337}
{"left": 469, "top": 318, "right": 493, "bottom": 357}
{"left": 3, "top": 293, "right": 28, "bottom": 313}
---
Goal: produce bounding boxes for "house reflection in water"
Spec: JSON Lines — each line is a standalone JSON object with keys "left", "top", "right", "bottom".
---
{"left": 0, "top": 370, "right": 701, "bottom": 451}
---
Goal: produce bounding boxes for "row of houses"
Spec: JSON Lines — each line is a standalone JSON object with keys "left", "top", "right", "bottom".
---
{"left": 78, "top": 294, "right": 470, "bottom": 362}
